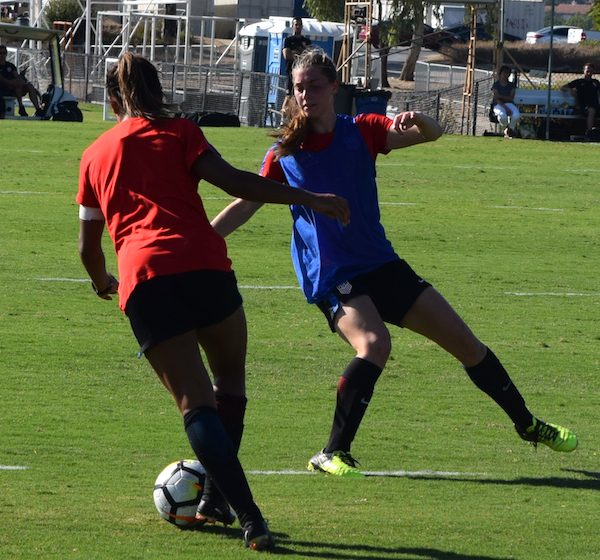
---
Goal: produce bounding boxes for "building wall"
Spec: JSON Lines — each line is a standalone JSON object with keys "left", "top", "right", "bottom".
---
{"left": 214, "top": 0, "right": 295, "bottom": 21}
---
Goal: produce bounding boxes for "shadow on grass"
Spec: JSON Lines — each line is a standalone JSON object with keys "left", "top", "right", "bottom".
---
{"left": 363, "top": 468, "right": 600, "bottom": 491}
{"left": 186, "top": 521, "right": 515, "bottom": 559}
{"left": 272, "top": 538, "right": 516, "bottom": 559}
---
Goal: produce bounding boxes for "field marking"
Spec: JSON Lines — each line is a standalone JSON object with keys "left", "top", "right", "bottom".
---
{"left": 488, "top": 205, "right": 564, "bottom": 212}
{"left": 248, "top": 470, "right": 487, "bottom": 477}
{"left": 36, "top": 278, "right": 301, "bottom": 290}
{"left": 380, "top": 202, "right": 417, "bottom": 206}
{"left": 1, "top": 190, "right": 52, "bottom": 195}
{"left": 506, "top": 292, "right": 600, "bottom": 297}
{"left": 0, "top": 465, "right": 28, "bottom": 470}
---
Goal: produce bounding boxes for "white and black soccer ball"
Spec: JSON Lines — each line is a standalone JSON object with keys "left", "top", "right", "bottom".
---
{"left": 153, "top": 459, "right": 206, "bottom": 527}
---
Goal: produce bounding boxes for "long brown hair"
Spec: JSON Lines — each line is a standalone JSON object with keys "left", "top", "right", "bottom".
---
{"left": 106, "top": 53, "right": 169, "bottom": 120}
{"left": 273, "top": 48, "right": 338, "bottom": 159}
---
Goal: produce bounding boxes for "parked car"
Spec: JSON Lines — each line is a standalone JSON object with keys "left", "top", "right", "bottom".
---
{"left": 525, "top": 26, "right": 577, "bottom": 44}
{"left": 359, "top": 23, "right": 460, "bottom": 51}
{"left": 567, "top": 28, "right": 600, "bottom": 43}
{"left": 444, "top": 23, "right": 521, "bottom": 43}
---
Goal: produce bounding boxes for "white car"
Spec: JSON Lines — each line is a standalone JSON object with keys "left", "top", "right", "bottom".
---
{"left": 526, "top": 26, "right": 577, "bottom": 44}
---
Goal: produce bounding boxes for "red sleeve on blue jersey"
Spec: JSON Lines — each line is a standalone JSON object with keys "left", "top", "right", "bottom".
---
{"left": 355, "top": 113, "right": 394, "bottom": 159}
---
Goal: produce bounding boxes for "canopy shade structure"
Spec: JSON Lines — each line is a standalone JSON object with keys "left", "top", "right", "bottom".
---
{"left": 0, "top": 22, "right": 65, "bottom": 88}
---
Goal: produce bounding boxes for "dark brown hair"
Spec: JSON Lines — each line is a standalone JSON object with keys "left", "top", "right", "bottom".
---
{"left": 272, "top": 48, "right": 338, "bottom": 159}
{"left": 106, "top": 53, "right": 169, "bottom": 120}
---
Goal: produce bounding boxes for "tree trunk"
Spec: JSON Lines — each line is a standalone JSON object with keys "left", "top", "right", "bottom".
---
{"left": 380, "top": 45, "right": 390, "bottom": 87}
{"left": 400, "top": 2, "right": 424, "bottom": 82}
{"left": 163, "top": 4, "right": 177, "bottom": 45}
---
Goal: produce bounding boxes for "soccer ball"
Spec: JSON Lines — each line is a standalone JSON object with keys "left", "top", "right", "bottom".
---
{"left": 153, "top": 459, "right": 206, "bottom": 527}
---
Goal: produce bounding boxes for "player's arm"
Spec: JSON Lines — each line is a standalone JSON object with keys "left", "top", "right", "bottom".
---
{"left": 211, "top": 198, "right": 264, "bottom": 238}
{"left": 78, "top": 210, "right": 119, "bottom": 300}
{"left": 192, "top": 151, "right": 350, "bottom": 225}
{"left": 385, "top": 111, "right": 443, "bottom": 150}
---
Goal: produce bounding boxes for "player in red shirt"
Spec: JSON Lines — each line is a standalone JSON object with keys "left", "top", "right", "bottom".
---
{"left": 77, "top": 53, "right": 349, "bottom": 551}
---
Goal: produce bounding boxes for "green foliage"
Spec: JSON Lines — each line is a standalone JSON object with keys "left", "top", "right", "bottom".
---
{"left": 303, "top": 0, "right": 345, "bottom": 22}
{"left": 590, "top": 0, "right": 600, "bottom": 30}
{"left": 0, "top": 106, "right": 598, "bottom": 559}
{"left": 564, "top": 13, "right": 594, "bottom": 29}
{"left": 43, "top": 0, "right": 82, "bottom": 25}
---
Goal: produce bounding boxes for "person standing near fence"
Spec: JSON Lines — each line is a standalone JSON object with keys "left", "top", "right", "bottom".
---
{"left": 77, "top": 53, "right": 349, "bottom": 549}
{"left": 281, "top": 17, "right": 311, "bottom": 123}
{"left": 211, "top": 48, "right": 578, "bottom": 478}
{"left": 561, "top": 62, "right": 600, "bottom": 140}
{"left": 492, "top": 65, "right": 520, "bottom": 138}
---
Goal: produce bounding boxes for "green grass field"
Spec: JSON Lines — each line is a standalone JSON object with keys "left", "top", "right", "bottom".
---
{"left": 0, "top": 105, "right": 598, "bottom": 559}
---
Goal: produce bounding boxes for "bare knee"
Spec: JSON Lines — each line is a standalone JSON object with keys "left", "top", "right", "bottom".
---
{"left": 355, "top": 329, "right": 392, "bottom": 368}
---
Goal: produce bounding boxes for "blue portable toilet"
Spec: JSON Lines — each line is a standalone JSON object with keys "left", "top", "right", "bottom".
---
{"left": 264, "top": 17, "right": 344, "bottom": 109}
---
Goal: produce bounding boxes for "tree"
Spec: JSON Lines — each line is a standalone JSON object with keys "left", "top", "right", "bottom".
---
{"left": 303, "top": 0, "right": 429, "bottom": 82}
{"left": 589, "top": 0, "right": 600, "bottom": 29}
{"left": 303, "top": 0, "right": 345, "bottom": 22}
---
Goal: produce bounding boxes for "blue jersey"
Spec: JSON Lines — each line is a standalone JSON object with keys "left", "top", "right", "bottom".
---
{"left": 279, "top": 115, "right": 398, "bottom": 303}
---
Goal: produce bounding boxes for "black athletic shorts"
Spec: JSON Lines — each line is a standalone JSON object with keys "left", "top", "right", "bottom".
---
{"left": 316, "top": 259, "right": 432, "bottom": 332}
{"left": 126, "top": 269, "right": 243, "bottom": 355}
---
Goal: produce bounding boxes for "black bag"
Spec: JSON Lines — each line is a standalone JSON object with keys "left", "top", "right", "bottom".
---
{"left": 52, "top": 100, "right": 83, "bottom": 122}
{"left": 182, "top": 111, "right": 240, "bottom": 127}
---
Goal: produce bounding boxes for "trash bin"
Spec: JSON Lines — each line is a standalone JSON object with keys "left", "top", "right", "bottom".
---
{"left": 334, "top": 83, "right": 356, "bottom": 116}
{"left": 354, "top": 89, "right": 392, "bottom": 116}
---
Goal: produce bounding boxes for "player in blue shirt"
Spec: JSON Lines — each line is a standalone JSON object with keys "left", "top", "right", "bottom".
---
{"left": 212, "top": 48, "right": 578, "bottom": 477}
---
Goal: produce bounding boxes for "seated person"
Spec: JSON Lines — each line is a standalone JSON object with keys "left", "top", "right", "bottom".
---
{"left": 0, "top": 45, "right": 42, "bottom": 117}
{"left": 492, "top": 65, "right": 520, "bottom": 138}
{"left": 561, "top": 62, "right": 600, "bottom": 138}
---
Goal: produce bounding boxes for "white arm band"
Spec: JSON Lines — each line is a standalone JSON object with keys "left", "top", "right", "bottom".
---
{"left": 79, "top": 205, "right": 105, "bottom": 221}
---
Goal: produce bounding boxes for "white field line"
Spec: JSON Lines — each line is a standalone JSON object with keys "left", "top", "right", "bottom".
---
{"left": 37, "top": 280, "right": 598, "bottom": 297}
{"left": 1, "top": 191, "right": 52, "bottom": 195}
{"left": 505, "top": 292, "right": 600, "bottom": 297}
{"left": 0, "top": 466, "right": 28, "bottom": 470}
{"left": 488, "top": 205, "right": 564, "bottom": 212}
{"left": 36, "top": 278, "right": 301, "bottom": 289}
{"left": 248, "top": 470, "right": 488, "bottom": 477}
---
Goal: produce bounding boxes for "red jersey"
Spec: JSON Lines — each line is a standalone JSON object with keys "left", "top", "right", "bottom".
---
{"left": 77, "top": 117, "right": 232, "bottom": 312}
{"left": 260, "top": 113, "right": 393, "bottom": 181}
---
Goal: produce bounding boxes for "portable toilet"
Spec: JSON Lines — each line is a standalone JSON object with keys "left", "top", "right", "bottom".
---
{"left": 238, "top": 20, "right": 274, "bottom": 126}
{"left": 265, "top": 18, "right": 345, "bottom": 112}
{"left": 239, "top": 20, "right": 273, "bottom": 73}
{"left": 266, "top": 17, "right": 345, "bottom": 78}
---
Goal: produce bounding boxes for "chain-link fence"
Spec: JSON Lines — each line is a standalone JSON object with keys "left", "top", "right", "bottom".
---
{"left": 8, "top": 47, "right": 589, "bottom": 136}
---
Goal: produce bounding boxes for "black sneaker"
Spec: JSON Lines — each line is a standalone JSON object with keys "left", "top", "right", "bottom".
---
{"left": 195, "top": 498, "right": 236, "bottom": 526}
{"left": 243, "top": 518, "right": 274, "bottom": 551}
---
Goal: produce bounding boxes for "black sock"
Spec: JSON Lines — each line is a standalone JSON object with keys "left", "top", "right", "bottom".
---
{"left": 183, "top": 406, "right": 260, "bottom": 526}
{"left": 464, "top": 348, "right": 533, "bottom": 429}
{"left": 324, "top": 358, "right": 382, "bottom": 454}
{"left": 202, "top": 395, "right": 247, "bottom": 505}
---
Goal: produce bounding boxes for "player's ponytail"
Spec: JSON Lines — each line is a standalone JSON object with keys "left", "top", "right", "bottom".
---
{"left": 272, "top": 48, "right": 338, "bottom": 160}
{"left": 106, "top": 53, "right": 169, "bottom": 120}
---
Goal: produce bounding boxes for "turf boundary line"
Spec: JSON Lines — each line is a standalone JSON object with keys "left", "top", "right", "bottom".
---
{"left": 37, "top": 278, "right": 301, "bottom": 289}
{"left": 0, "top": 466, "right": 28, "bottom": 470}
{"left": 505, "top": 292, "right": 600, "bottom": 297}
{"left": 248, "top": 470, "right": 488, "bottom": 477}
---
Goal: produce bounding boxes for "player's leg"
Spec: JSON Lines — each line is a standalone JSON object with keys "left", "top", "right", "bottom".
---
{"left": 145, "top": 328, "right": 272, "bottom": 550}
{"left": 401, "top": 287, "right": 577, "bottom": 451}
{"left": 195, "top": 305, "right": 248, "bottom": 525}
{"left": 308, "top": 295, "right": 388, "bottom": 477}
{"left": 587, "top": 106, "right": 596, "bottom": 134}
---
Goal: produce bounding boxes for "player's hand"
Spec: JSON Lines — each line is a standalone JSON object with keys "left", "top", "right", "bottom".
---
{"left": 93, "top": 273, "right": 119, "bottom": 300}
{"left": 309, "top": 193, "right": 350, "bottom": 226}
{"left": 392, "top": 111, "right": 421, "bottom": 135}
